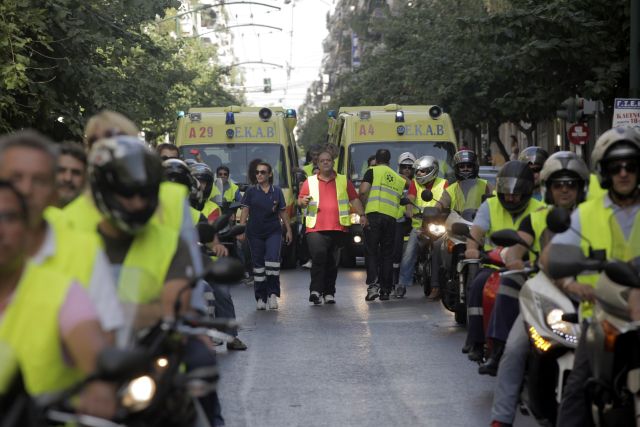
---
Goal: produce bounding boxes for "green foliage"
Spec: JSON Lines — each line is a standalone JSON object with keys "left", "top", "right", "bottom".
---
{"left": 305, "top": 0, "right": 630, "bottom": 141}
{"left": 0, "top": 0, "right": 241, "bottom": 141}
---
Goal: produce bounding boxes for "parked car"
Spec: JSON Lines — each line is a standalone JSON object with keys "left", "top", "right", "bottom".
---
{"left": 479, "top": 165, "right": 500, "bottom": 188}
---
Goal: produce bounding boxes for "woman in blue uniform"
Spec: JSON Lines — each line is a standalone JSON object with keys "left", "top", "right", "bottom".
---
{"left": 239, "top": 161, "right": 292, "bottom": 310}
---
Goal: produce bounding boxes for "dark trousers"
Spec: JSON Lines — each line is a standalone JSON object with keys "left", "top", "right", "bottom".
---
{"left": 364, "top": 212, "right": 397, "bottom": 291}
{"left": 557, "top": 322, "right": 594, "bottom": 427}
{"left": 247, "top": 232, "right": 282, "bottom": 302}
{"left": 467, "top": 267, "right": 494, "bottom": 345}
{"left": 307, "top": 231, "right": 344, "bottom": 296}
{"left": 392, "top": 220, "right": 410, "bottom": 285}
{"left": 212, "top": 284, "right": 237, "bottom": 337}
{"left": 431, "top": 238, "right": 444, "bottom": 288}
{"left": 487, "top": 275, "right": 525, "bottom": 343}
{"left": 184, "top": 337, "right": 224, "bottom": 427}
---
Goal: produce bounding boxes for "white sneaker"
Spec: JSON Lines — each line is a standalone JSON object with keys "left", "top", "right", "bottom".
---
{"left": 323, "top": 294, "right": 335, "bottom": 304}
{"left": 302, "top": 260, "right": 312, "bottom": 269}
{"left": 268, "top": 294, "right": 279, "bottom": 310}
{"left": 256, "top": 299, "right": 267, "bottom": 310}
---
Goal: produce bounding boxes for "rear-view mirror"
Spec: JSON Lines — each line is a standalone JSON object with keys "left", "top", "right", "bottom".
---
{"left": 97, "top": 348, "right": 149, "bottom": 381}
{"left": 421, "top": 189, "right": 433, "bottom": 202}
{"left": 490, "top": 229, "right": 529, "bottom": 249}
{"left": 604, "top": 261, "right": 640, "bottom": 288}
{"left": 206, "top": 256, "right": 246, "bottom": 284}
{"left": 546, "top": 244, "right": 603, "bottom": 279}
{"left": 546, "top": 207, "right": 571, "bottom": 234}
{"left": 451, "top": 223, "right": 471, "bottom": 237}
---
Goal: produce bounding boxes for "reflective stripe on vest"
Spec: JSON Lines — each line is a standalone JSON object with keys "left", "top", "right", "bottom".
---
{"left": 0, "top": 264, "right": 84, "bottom": 395}
{"left": 447, "top": 179, "right": 488, "bottom": 212}
{"left": 412, "top": 178, "right": 447, "bottom": 229}
{"left": 365, "top": 165, "right": 405, "bottom": 218}
{"left": 305, "top": 174, "right": 351, "bottom": 228}
{"left": 118, "top": 223, "right": 178, "bottom": 304}
{"left": 485, "top": 197, "right": 544, "bottom": 251}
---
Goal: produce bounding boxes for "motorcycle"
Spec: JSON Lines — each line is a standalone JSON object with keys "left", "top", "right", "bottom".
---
{"left": 440, "top": 209, "right": 476, "bottom": 323}
{"left": 2, "top": 218, "right": 246, "bottom": 427}
{"left": 400, "top": 190, "right": 449, "bottom": 297}
{"left": 546, "top": 207, "right": 640, "bottom": 427}
{"left": 491, "top": 229, "right": 580, "bottom": 425}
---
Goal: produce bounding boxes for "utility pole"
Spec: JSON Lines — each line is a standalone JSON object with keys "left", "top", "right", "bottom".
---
{"left": 631, "top": 0, "right": 639, "bottom": 97}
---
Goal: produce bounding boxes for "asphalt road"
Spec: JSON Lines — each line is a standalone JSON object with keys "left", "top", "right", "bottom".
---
{"left": 216, "top": 267, "right": 538, "bottom": 427}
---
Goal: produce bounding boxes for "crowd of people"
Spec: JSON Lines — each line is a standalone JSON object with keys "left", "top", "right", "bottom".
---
{"left": 1, "top": 110, "right": 640, "bottom": 426}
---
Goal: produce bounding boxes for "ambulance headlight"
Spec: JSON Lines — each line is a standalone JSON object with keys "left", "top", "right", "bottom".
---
{"left": 350, "top": 213, "right": 360, "bottom": 224}
{"left": 427, "top": 223, "right": 446, "bottom": 237}
{"left": 397, "top": 125, "right": 406, "bottom": 135}
{"left": 121, "top": 375, "right": 156, "bottom": 411}
{"left": 225, "top": 129, "right": 234, "bottom": 138}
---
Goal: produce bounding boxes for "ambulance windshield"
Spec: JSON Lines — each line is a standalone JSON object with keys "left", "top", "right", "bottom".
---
{"left": 180, "top": 144, "right": 288, "bottom": 188}
{"left": 346, "top": 141, "right": 456, "bottom": 184}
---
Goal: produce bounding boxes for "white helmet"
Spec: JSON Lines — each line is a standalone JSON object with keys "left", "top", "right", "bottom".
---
{"left": 591, "top": 127, "right": 640, "bottom": 189}
{"left": 413, "top": 156, "right": 439, "bottom": 185}
{"left": 539, "top": 151, "right": 589, "bottom": 205}
{"left": 398, "top": 152, "right": 416, "bottom": 165}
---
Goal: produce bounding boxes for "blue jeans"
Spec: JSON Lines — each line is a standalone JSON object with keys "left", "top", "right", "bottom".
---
{"left": 398, "top": 229, "right": 420, "bottom": 287}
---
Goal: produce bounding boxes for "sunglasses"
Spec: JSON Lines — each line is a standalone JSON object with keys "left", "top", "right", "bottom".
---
{"left": 399, "top": 164, "right": 412, "bottom": 169}
{"left": 256, "top": 170, "right": 269, "bottom": 176}
{"left": 116, "top": 186, "right": 156, "bottom": 198}
{"left": 606, "top": 161, "right": 639, "bottom": 175}
{"left": 218, "top": 173, "right": 229, "bottom": 177}
{"left": 550, "top": 180, "right": 578, "bottom": 190}
{"left": 457, "top": 164, "right": 474, "bottom": 170}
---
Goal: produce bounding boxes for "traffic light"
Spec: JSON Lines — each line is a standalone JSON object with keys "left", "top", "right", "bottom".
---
{"left": 556, "top": 96, "right": 585, "bottom": 123}
{"left": 263, "top": 78, "right": 271, "bottom": 93}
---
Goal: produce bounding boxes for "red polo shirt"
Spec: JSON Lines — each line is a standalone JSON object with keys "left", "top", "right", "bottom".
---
{"left": 298, "top": 172, "right": 358, "bottom": 233}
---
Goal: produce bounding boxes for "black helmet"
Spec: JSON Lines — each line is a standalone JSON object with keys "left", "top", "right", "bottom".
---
{"left": 162, "top": 159, "right": 201, "bottom": 209}
{"left": 453, "top": 150, "right": 479, "bottom": 180}
{"left": 190, "top": 162, "right": 214, "bottom": 208}
{"left": 89, "top": 136, "right": 163, "bottom": 234}
{"left": 518, "top": 146, "right": 549, "bottom": 170}
{"left": 495, "top": 161, "right": 535, "bottom": 214}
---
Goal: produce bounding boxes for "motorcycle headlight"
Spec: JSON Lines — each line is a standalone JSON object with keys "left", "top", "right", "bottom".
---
{"left": 121, "top": 375, "right": 156, "bottom": 411}
{"left": 350, "top": 213, "right": 360, "bottom": 224}
{"left": 427, "top": 223, "right": 446, "bottom": 237}
{"left": 544, "top": 307, "right": 579, "bottom": 346}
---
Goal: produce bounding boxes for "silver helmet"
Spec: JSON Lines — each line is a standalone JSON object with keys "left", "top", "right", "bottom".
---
{"left": 591, "top": 127, "right": 640, "bottom": 189}
{"left": 539, "top": 151, "right": 590, "bottom": 205}
{"left": 413, "top": 156, "right": 439, "bottom": 185}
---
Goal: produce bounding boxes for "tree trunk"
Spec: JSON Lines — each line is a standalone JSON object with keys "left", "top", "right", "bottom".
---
{"left": 515, "top": 120, "right": 537, "bottom": 147}
{"left": 489, "top": 121, "right": 509, "bottom": 161}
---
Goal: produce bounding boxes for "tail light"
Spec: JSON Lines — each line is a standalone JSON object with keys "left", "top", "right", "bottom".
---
{"left": 602, "top": 319, "right": 620, "bottom": 352}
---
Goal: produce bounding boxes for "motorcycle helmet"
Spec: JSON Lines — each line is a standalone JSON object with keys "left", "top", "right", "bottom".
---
{"left": 453, "top": 150, "right": 479, "bottom": 180}
{"left": 495, "top": 161, "right": 535, "bottom": 214}
{"left": 190, "top": 162, "right": 215, "bottom": 209}
{"left": 413, "top": 156, "right": 439, "bottom": 185}
{"left": 398, "top": 152, "right": 416, "bottom": 166}
{"left": 89, "top": 136, "right": 163, "bottom": 234}
{"left": 518, "top": 146, "right": 549, "bottom": 171}
{"left": 591, "top": 127, "right": 640, "bottom": 189}
{"left": 163, "top": 159, "right": 201, "bottom": 209}
{"left": 539, "top": 151, "right": 590, "bottom": 205}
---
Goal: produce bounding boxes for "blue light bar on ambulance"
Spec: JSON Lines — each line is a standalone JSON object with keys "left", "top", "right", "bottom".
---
{"left": 285, "top": 109, "right": 297, "bottom": 118}
{"left": 429, "top": 105, "right": 443, "bottom": 119}
{"left": 177, "top": 110, "right": 185, "bottom": 118}
{"left": 395, "top": 111, "right": 405, "bottom": 122}
{"left": 225, "top": 129, "right": 234, "bottom": 139}
{"left": 327, "top": 110, "right": 337, "bottom": 119}
{"left": 397, "top": 125, "right": 406, "bottom": 135}
{"left": 225, "top": 112, "right": 235, "bottom": 125}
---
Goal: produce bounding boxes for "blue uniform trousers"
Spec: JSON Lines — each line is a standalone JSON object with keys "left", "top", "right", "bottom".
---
{"left": 487, "top": 274, "right": 525, "bottom": 343}
{"left": 466, "top": 267, "right": 494, "bottom": 345}
{"left": 248, "top": 232, "right": 282, "bottom": 302}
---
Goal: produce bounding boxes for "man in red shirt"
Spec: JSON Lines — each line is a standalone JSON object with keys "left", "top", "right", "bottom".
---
{"left": 298, "top": 149, "right": 366, "bottom": 304}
